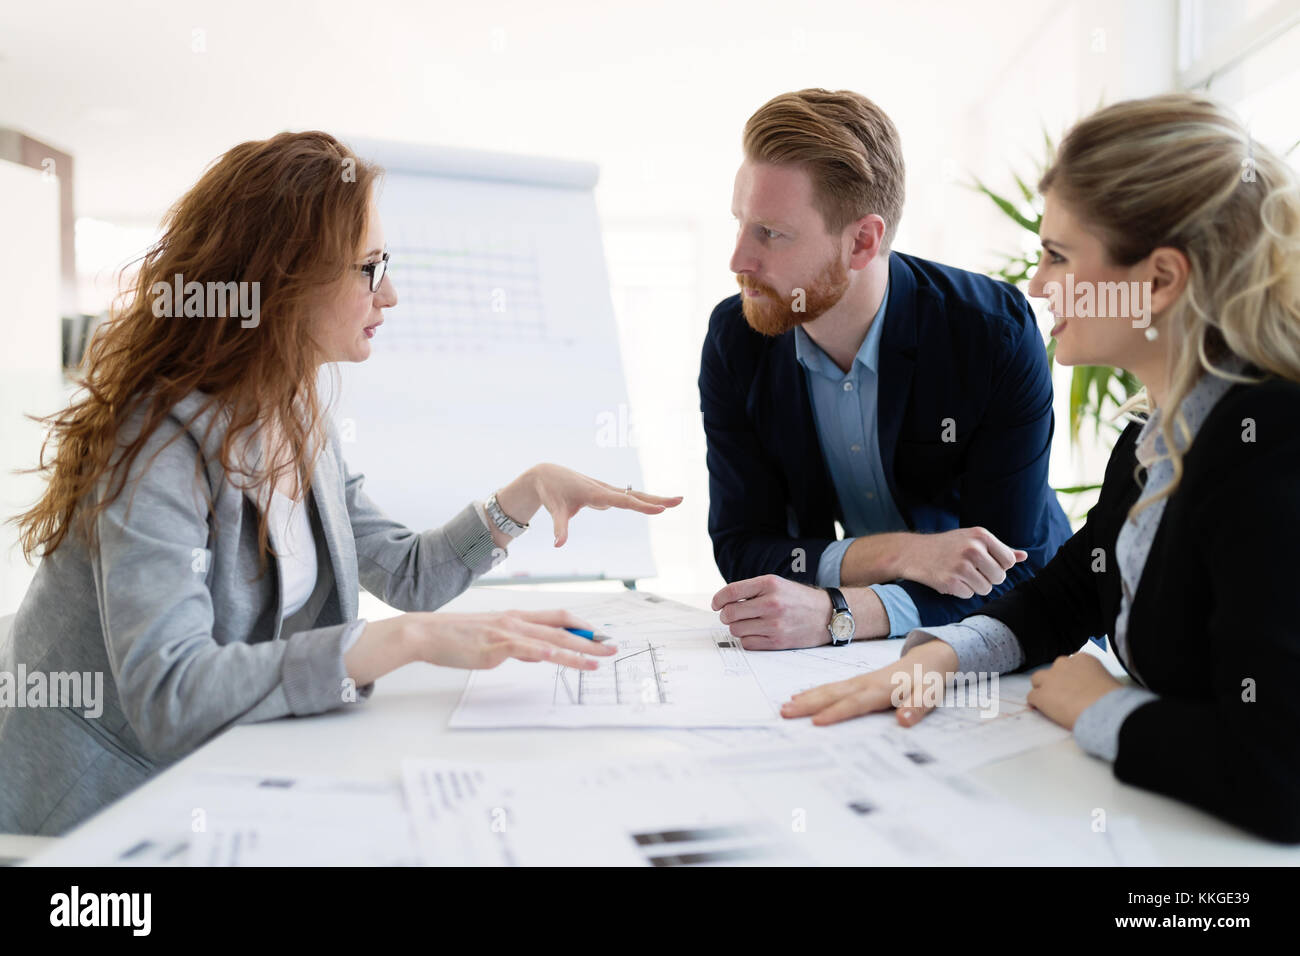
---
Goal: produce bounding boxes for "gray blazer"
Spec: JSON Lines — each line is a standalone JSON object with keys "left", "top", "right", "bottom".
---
{"left": 0, "top": 388, "right": 498, "bottom": 835}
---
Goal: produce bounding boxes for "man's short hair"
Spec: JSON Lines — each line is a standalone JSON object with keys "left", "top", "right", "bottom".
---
{"left": 743, "top": 88, "right": 905, "bottom": 249}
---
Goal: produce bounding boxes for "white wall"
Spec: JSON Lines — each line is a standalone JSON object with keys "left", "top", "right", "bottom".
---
{"left": 0, "top": 159, "right": 67, "bottom": 615}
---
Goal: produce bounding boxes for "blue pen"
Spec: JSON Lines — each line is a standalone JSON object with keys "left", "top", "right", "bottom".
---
{"left": 565, "top": 627, "right": 611, "bottom": 642}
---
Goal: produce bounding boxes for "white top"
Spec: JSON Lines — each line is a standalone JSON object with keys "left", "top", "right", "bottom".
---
{"left": 234, "top": 416, "right": 320, "bottom": 621}
{"left": 267, "top": 488, "right": 317, "bottom": 619}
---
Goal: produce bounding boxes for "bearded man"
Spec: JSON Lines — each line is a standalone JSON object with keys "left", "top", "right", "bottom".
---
{"left": 700, "top": 88, "right": 1074, "bottom": 651}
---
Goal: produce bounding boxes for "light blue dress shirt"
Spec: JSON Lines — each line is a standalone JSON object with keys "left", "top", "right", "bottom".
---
{"left": 793, "top": 278, "right": 920, "bottom": 637}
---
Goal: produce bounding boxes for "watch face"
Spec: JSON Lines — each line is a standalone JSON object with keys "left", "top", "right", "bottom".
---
{"left": 829, "top": 612, "right": 854, "bottom": 642}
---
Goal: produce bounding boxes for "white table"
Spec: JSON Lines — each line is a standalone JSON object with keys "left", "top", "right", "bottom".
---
{"left": 26, "top": 584, "right": 1300, "bottom": 865}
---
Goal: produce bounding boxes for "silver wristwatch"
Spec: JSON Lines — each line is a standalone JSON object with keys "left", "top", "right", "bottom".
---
{"left": 484, "top": 492, "right": 529, "bottom": 539}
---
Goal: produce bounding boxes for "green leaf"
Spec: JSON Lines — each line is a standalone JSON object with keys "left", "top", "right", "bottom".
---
{"left": 972, "top": 178, "right": 1040, "bottom": 233}
{"left": 1069, "top": 365, "right": 1088, "bottom": 443}
{"left": 1013, "top": 172, "right": 1036, "bottom": 204}
{"left": 1052, "top": 482, "right": 1104, "bottom": 495}
{"left": 1090, "top": 366, "right": 1110, "bottom": 441}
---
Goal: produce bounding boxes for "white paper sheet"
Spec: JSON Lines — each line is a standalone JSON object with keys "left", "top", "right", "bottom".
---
{"left": 563, "top": 590, "right": 724, "bottom": 634}
{"left": 401, "top": 741, "right": 1122, "bottom": 867}
{"left": 28, "top": 771, "right": 419, "bottom": 867}
{"left": 681, "top": 641, "right": 1071, "bottom": 772}
{"left": 449, "top": 623, "right": 779, "bottom": 728}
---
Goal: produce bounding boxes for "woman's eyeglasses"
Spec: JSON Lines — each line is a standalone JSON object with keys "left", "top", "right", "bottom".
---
{"left": 358, "top": 251, "right": 390, "bottom": 293}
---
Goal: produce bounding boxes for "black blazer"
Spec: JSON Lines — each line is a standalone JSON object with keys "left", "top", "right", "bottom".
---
{"left": 975, "top": 371, "right": 1300, "bottom": 842}
{"left": 699, "top": 250, "right": 1073, "bottom": 626}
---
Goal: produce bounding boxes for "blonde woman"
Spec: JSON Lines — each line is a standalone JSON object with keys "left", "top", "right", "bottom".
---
{"left": 782, "top": 94, "right": 1300, "bottom": 843}
{"left": 1, "top": 132, "right": 680, "bottom": 835}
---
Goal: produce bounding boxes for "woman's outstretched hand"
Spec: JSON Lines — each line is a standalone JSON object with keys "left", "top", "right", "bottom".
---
{"left": 779, "top": 639, "right": 960, "bottom": 726}
{"left": 495, "top": 463, "right": 682, "bottom": 547}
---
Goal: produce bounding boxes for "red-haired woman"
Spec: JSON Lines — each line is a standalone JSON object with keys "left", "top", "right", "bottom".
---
{"left": 1, "top": 131, "right": 680, "bottom": 835}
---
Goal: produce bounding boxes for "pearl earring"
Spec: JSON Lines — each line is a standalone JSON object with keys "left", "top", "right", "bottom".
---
{"left": 1144, "top": 326, "right": 1159, "bottom": 341}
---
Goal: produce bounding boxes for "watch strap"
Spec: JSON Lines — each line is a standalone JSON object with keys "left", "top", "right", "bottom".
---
{"left": 824, "top": 586, "right": 853, "bottom": 645}
{"left": 485, "top": 492, "right": 528, "bottom": 538}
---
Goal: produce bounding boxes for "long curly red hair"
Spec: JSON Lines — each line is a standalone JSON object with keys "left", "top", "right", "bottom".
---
{"left": 11, "top": 130, "right": 380, "bottom": 579}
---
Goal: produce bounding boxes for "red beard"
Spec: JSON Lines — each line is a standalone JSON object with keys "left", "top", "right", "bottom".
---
{"left": 738, "top": 253, "right": 850, "bottom": 336}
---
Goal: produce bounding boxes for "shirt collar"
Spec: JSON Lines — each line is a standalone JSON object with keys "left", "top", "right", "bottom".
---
{"left": 794, "top": 277, "right": 890, "bottom": 381}
{"left": 1135, "top": 354, "right": 1247, "bottom": 467}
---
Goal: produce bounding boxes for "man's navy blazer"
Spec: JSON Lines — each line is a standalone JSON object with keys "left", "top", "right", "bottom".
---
{"left": 699, "top": 249, "right": 1073, "bottom": 627}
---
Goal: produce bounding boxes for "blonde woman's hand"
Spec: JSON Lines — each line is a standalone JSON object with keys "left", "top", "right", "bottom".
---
{"left": 1026, "top": 653, "right": 1123, "bottom": 729}
{"left": 779, "top": 639, "right": 960, "bottom": 726}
